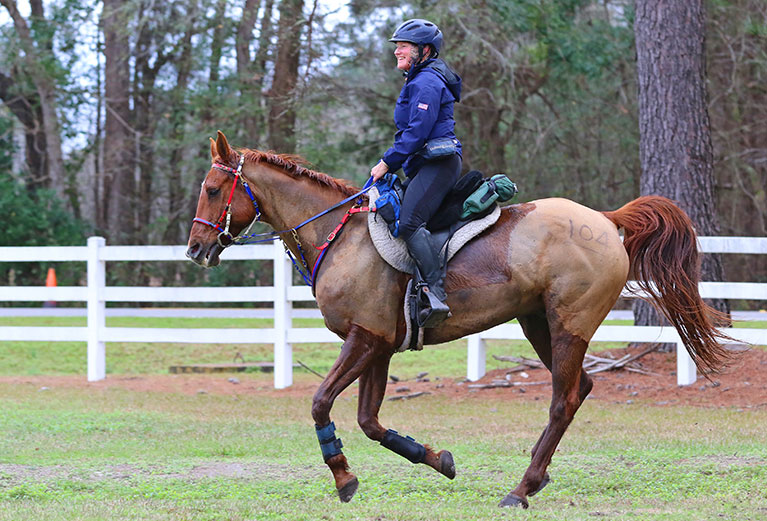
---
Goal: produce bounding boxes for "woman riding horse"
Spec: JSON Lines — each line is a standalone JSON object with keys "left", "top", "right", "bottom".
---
{"left": 188, "top": 130, "right": 731, "bottom": 508}
{"left": 371, "top": 19, "right": 463, "bottom": 328}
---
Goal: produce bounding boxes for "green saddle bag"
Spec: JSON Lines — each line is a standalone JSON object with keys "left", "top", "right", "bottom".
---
{"left": 461, "top": 174, "right": 518, "bottom": 219}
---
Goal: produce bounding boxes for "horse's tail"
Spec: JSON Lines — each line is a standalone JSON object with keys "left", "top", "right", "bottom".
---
{"left": 602, "top": 195, "right": 732, "bottom": 374}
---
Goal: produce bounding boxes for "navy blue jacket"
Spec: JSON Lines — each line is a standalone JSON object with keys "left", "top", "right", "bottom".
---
{"left": 382, "top": 59, "right": 462, "bottom": 178}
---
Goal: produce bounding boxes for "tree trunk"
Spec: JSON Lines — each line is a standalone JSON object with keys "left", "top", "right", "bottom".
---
{"left": 633, "top": 0, "right": 729, "bottom": 341}
{"left": 0, "top": 72, "right": 47, "bottom": 189}
{"left": 208, "top": 0, "right": 229, "bottom": 86}
{"left": 237, "top": 0, "right": 273, "bottom": 144}
{"left": 93, "top": 28, "right": 103, "bottom": 227}
{"left": 254, "top": 0, "right": 275, "bottom": 80}
{"left": 133, "top": 1, "right": 163, "bottom": 244}
{"left": 102, "top": 0, "right": 135, "bottom": 243}
{"left": 0, "top": 0, "right": 65, "bottom": 197}
{"left": 163, "top": 7, "right": 198, "bottom": 245}
{"left": 267, "top": 0, "right": 303, "bottom": 153}
{"left": 237, "top": 0, "right": 262, "bottom": 80}
{"left": 706, "top": 0, "right": 767, "bottom": 286}
{"left": 200, "top": 0, "right": 228, "bottom": 129}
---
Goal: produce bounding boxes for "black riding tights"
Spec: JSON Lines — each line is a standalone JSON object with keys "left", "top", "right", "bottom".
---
{"left": 399, "top": 154, "right": 462, "bottom": 241}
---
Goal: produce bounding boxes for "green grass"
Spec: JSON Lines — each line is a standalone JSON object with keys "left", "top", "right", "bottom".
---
{"left": 1, "top": 315, "right": 767, "bottom": 519}
{"left": 0, "top": 383, "right": 765, "bottom": 520}
{"left": 0, "top": 316, "right": 322, "bottom": 329}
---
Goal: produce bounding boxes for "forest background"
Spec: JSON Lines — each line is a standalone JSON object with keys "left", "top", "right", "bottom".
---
{"left": 0, "top": 0, "right": 764, "bottom": 303}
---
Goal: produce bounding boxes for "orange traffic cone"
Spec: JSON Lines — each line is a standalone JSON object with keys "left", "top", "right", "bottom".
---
{"left": 43, "top": 267, "right": 57, "bottom": 308}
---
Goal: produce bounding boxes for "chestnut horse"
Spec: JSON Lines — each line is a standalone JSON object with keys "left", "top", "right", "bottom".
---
{"left": 187, "top": 132, "right": 729, "bottom": 508}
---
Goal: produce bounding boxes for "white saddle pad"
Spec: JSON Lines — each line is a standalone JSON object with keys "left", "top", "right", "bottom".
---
{"left": 366, "top": 186, "right": 501, "bottom": 274}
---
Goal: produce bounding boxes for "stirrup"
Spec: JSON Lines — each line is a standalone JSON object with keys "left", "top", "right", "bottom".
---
{"left": 416, "top": 285, "right": 450, "bottom": 328}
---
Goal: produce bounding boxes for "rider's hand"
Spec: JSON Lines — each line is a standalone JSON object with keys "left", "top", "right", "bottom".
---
{"left": 370, "top": 160, "right": 389, "bottom": 182}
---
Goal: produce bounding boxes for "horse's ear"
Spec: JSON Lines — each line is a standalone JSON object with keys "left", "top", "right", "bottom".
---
{"left": 209, "top": 137, "right": 217, "bottom": 159}
{"left": 215, "top": 130, "right": 233, "bottom": 161}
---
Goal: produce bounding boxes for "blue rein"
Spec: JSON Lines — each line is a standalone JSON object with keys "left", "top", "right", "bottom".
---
{"left": 237, "top": 176, "right": 376, "bottom": 288}
{"left": 196, "top": 158, "right": 377, "bottom": 288}
{"left": 238, "top": 175, "right": 375, "bottom": 244}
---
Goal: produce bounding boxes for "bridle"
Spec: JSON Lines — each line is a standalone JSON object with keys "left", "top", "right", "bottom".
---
{"left": 191, "top": 153, "right": 378, "bottom": 290}
{"left": 193, "top": 155, "right": 262, "bottom": 248}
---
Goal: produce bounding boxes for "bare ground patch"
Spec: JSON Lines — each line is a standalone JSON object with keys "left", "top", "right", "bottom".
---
{"left": 1, "top": 346, "right": 765, "bottom": 409}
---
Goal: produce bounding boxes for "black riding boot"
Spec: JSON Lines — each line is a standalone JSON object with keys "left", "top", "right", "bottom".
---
{"left": 405, "top": 225, "right": 450, "bottom": 328}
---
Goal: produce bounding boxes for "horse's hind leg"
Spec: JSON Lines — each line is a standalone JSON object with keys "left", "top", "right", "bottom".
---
{"left": 356, "top": 352, "right": 456, "bottom": 480}
{"left": 501, "top": 316, "right": 591, "bottom": 508}
{"left": 519, "top": 314, "right": 594, "bottom": 463}
{"left": 312, "top": 326, "right": 386, "bottom": 502}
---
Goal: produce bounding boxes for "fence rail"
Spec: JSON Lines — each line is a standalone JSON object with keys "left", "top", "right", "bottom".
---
{"left": 0, "top": 236, "right": 765, "bottom": 388}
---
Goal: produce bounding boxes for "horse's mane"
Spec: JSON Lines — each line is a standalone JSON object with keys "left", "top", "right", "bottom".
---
{"left": 231, "top": 148, "right": 360, "bottom": 197}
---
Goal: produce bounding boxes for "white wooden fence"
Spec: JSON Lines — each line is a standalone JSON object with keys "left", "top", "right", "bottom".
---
{"left": 0, "top": 236, "right": 765, "bottom": 388}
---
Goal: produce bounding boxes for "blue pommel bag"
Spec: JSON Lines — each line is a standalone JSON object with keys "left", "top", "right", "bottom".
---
{"left": 373, "top": 173, "right": 403, "bottom": 237}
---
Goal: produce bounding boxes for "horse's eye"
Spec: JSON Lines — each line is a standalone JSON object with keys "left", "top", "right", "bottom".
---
{"left": 207, "top": 187, "right": 220, "bottom": 197}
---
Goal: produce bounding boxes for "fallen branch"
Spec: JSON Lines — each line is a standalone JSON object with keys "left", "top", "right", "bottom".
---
{"left": 494, "top": 344, "right": 661, "bottom": 379}
{"left": 468, "top": 381, "right": 549, "bottom": 389}
{"left": 505, "top": 365, "right": 532, "bottom": 374}
{"left": 617, "top": 344, "right": 659, "bottom": 366}
{"left": 584, "top": 353, "right": 618, "bottom": 364}
{"left": 296, "top": 359, "right": 325, "bottom": 379}
{"left": 586, "top": 345, "right": 660, "bottom": 375}
{"left": 582, "top": 359, "right": 600, "bottom": 370}
{"left": 387, "top": 391, "right": 431, "bottom": 401}
{"left": 625, "top": 366, "right": 662, "bottom": 377}
{"left": 492, "top": 355, "right": 545, "bottom": 368}
{"left": 587, "top": 354, "right": 632, "bottom": 374}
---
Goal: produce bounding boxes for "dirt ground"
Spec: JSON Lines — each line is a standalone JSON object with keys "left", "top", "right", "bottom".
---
{"left": 3, "top": 345, "right": 766, "bottom": 410}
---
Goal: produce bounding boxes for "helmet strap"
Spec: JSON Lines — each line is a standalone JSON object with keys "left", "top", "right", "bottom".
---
{"left": 404, "top": 43, "right": 431, "bottom": 77}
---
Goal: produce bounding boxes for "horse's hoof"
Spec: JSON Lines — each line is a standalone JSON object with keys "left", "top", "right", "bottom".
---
{"left": 529, "top": 472, "right": 551, "bottom": 497}
{"left": 337, "top": 477, "right": 359, "bottom": 503}
{"left": 499, "top": 492, "right": 529, "bottom": 509}
{"left": 439, "top": 450, "right": 456, "bottom": 480}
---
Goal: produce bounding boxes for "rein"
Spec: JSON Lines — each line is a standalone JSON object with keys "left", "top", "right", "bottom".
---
{"left": 311, "top": 205, "right": 372, "bottom": 287}
{"left": 193, "top": 155, "right": 377, "bottom": 290}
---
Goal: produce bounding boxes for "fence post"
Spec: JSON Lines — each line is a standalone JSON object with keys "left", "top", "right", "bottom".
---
{"left": 273, "top": 242, "right": 293, "bottom": 389}
{"left": 676, "top": 341, "right": 697, "bottom": 386}
{"left": 467, "top": 334, "right": 486, "bottom": 381}
{"left": 87, "top": 236, "right": 106, "bottom": 381}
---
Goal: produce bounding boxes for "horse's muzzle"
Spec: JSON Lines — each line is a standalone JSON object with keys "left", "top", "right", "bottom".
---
{"left": 186, "top": 240, "right": 223, "bottom": 268}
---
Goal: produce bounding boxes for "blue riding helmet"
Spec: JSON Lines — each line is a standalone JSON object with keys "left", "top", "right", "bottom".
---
{"left": 389, "top": 19, "right": 443, "bottom": 56}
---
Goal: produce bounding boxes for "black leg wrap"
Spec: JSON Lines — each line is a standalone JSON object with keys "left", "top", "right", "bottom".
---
{"left": 315, "top": 422, "right": 343, "bottom": 462}
{"left": 380, "top": 429, "right": 426, "bottom": 464}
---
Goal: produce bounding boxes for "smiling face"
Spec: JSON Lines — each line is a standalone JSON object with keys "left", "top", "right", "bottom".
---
{"left": 394, "top": 41, "right": 420, "bottom": 71}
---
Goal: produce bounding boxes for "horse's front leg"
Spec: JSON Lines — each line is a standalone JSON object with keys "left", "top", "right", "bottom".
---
{"left": 356, "top": 351, "right": 456, "bottom": 480}
{"left": 311, "top": 325, "right": 383, "bottom": 502}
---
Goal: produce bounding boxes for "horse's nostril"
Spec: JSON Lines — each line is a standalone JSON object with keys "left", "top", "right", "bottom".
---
{"left": 187, "top": 243, "right": 200, "bottom": 259}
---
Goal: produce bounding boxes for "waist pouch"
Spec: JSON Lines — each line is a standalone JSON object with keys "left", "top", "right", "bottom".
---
{"left": 419, "top": 137, "right": 459, "bottom": 161}
{"left": 461, "top": 174, "right": 518, "bottom": 219}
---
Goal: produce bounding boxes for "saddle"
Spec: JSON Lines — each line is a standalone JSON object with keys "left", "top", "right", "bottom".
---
{"left": 368, "top": 171, "right": 501, "bottom": 272}
{"left": 367, "top": 171, "right": 504, "bottom": 351}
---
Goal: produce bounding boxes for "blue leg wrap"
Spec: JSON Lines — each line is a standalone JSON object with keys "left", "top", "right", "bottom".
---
{"left": 380, "top": 429, "right": 426, "bottom": 464}
{"left": 315, "top": 421, "right": 344, "bottom": 462}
